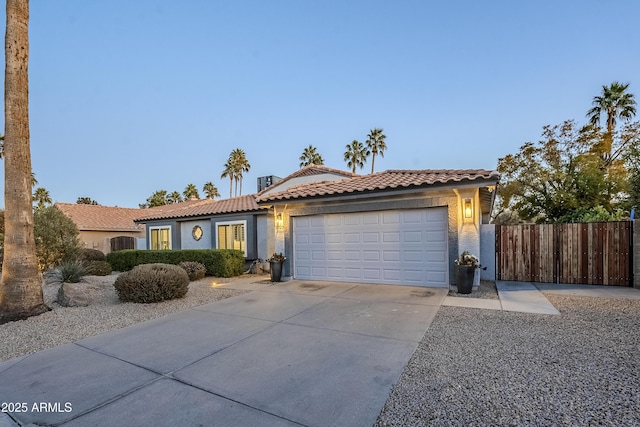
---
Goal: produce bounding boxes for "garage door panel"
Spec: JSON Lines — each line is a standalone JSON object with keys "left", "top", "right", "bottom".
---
{"left": 293, "top": 208, "right": 448, "bottom": 287}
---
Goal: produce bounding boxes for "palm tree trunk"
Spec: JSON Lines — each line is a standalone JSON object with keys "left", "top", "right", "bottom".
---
{"left": 1, "top": 0, "right": 49, "bottom": 323}
{"left": 229, "top": 177, "right": 232, "bottom": 198}
{"left": 371, "top": 154, "right": 376, "bottom": 174}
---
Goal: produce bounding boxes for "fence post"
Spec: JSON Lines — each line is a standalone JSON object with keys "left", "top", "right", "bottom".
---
{"left": 634, "top": 220, "right": 639, "bottom": 289}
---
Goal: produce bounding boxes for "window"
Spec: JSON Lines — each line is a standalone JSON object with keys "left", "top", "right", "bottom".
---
{"left": 216, "top": 221, "right": 246, "bottom": 256}
{"left": 150, "top": 226, "right": 171, "bottom": 250}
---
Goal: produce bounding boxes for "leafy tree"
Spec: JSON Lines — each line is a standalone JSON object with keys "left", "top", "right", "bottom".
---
{"left": 344, "top": 140, "right": 369, "bottom": 173}
{"left": 587, "top": 82, "right": 637, "bottom": 161}
{"left": 299, "top": 145, "right": 324, "bottom": 168}
{"left": 365, "top": 128, "right": 387, "bottom": 173}
{"left": 76, "top": 197, "right": 99, "bottom": 205}
{"left": 0, "top": 0, "right": 49, "bottom": 322}
{"left": 166, "top": 191, "right": 183, "bottom": 204}
{"left": 496, "top": 120, "right": 631, "bottom": 223}
{"left": 140, "top": 190, "right": 169, "bottom": 208}
{"left": 203, "top": 182, "right": 220, "bottom": 199}
{"left": 33, "top": 187, "right": 52, "bottom": 209}
{"left": 183, "top": 183, "right": 200, "bottom": 200}
{"left": 34, "top": 206, "right": 82, "bottom": 271}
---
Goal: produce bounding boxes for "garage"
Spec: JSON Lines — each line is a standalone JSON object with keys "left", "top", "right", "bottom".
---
{"left": 292, "top": 207, "right": 449, "bottom": 287}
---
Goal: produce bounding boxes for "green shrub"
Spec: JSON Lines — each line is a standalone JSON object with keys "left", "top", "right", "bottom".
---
{"left": 79, "top": 248, "right": 106, "bottom": 262}
{"left": 56, "top": 260, "right": 88, "bottom": 283}
{"left": 85, "top": 260, "right": 112, "bottom": 276}
{"left": 34, "top": 206, "right": 82, "bottom": 271}
{"left": 106, "top": 249, "right": 244, "bottom": 277}
{"left": 113, "top": 263, "right": 189, "bottom": 303}
{"left": 179, "top": 261, "right": 206, "bottom": 281}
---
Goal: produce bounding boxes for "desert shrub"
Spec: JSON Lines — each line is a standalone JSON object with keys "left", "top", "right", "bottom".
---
{"left": 34, "top": 206, "right": 82, "bottom": 271}
{"left": 113, "top": 263, "right": 189, "bottom": 303}
{"left": 85, "top": 260, "right": 112, "bottom": 276}
{"left": 56, "top": 259, "right": 88, "bottom": 283}
{"left": 179, "top": 261, "right": 206, "bottom": 281}
{"left": 106, "top": 249, "right": 244, "bottom": 277}
{"left": 79, "top": 248, "right": 106, "bottom": 262}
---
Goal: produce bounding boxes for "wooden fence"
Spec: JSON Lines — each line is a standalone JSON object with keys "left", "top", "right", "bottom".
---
{"left": 496, "top": 222, "right": 632, "bottom": 286}
{"left": 110, "top": 236, "right": 135, "bottom": 252}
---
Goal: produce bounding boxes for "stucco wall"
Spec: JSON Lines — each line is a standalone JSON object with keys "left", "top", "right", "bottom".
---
{"left": 479, "top": 224, "right": 496, "bottom": 281}
{"left": 180, "top": 220, "right": 212, "bottom": 250}
{"left": 78, "top": 230, "right": 145, "bottom": 254}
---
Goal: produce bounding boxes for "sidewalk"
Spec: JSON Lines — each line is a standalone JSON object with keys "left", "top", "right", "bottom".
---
{"left": 443, "top": 281, "right": 640, "bottom": 315}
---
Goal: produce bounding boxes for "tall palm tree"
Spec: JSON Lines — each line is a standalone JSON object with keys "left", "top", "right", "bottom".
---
{"left": 221, "top": 158, "right": 235, "bottom": 198}
{"left": 183, "top": 183, "right": 199, "bottom": 200}
{"left": 299, "top": 145, "right": 324, "bottom": 168}
{"left": 1, "top": 0, "right": 49, "bottom": 323}
{"left": 203, "top": 182, "right": 220, "bottom": 199}
{"left": 231, "top": 148, "right": 250, "bottom": 196}
{"left": 344, "top": 140, "right": 369, "bottom": 173}
{"left": 587, "top": 82, "right": 637, "bottom": 159}
{"left": 33, "top": 187, "right": 52, "bottom": 209}
{"left": 365, "top": 128, "right": 387, "bottom": 174}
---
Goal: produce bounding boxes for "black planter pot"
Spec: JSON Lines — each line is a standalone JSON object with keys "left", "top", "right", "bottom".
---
{"left": 455, "top": 265, "right": 475, "bottom": 294}
{"left": 270, "top": 261, "right": 283, "bottom": 282}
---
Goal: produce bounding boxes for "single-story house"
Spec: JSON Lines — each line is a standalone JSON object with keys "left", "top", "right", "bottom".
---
{"left": 134, "top": 165, "right": 499, "bottom": 288}
{"left": 55, "top": 203, "right": 146, "bottom": 254}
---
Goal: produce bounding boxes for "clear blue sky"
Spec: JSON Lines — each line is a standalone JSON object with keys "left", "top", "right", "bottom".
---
{"left": 1, "top": 0, "right": 639, "bottom": 208}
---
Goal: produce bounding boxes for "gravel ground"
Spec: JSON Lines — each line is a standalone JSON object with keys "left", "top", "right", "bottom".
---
{"left": 0, "top": 274, "right": 247, "bottom": 363}
{"left": 375, "top": 294, "right": 640, "bottom": 426}
{"left": 448, "top": 280, "right": 499, "bottom": 299}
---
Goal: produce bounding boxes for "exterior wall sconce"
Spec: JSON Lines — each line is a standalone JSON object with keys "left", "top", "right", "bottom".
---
{"left": 275, "top": 213, "right": 284, "bottom": 230}
{"left": 464, "top": 198, "right": 473, "bottom": 219}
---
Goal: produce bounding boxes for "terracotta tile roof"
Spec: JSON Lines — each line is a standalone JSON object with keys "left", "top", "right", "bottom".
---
{"left": 55, "top": 203, "right": 144, "bottom": 232}
{"left": 256, "top": 169, "right": 500, "bottom": 202}
{"left": 257, "top": 164, "right": 358, "bottom": 196}
{"left": 134, "top": 194, "right": 264, "bottom": 222}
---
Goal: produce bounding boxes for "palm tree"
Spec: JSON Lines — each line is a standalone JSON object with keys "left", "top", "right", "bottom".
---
{"left": 33, "top": 187, "right": 52, "bottom": 209}
{"left": 203, "top": 182, "right": 220, "bottom": 199}
{"left": 221, "top": 158, "right": 235, "bottom": 198}
{"left": 299, "top": 145, "right": 324, "bottom": 168}
{"left": 344, "top": 140, "right": 369, "bottom": 173}
{"left": 365, "top": 128, "right": 387, "bottom": 174}
{"left": 183, "top": 183, "right": 199, "bottom": 200}
{"left": 587, "top": 82, "right": 637, "bottom": 159}
{"left": 231, "top": 148, "right": 250, "bottom": 196}
{"left": 1, "top": 0, "right": 49, "bottom": 323}
{"left": 166, "top": 191, "right": 183, "bottom": 204}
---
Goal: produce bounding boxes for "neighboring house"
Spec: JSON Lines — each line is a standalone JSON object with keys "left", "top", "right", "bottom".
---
{"left": 256, "top": 169, "right": 499, "bottom": 288}
{"left": 55, "top": 203, "right": 146, "bottom": 254}
{"left": 133, "top": 195, "right": 267, "bottom": 259}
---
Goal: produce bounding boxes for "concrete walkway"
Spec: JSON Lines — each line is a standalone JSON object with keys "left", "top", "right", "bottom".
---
{"left": 0, "top": 280, "right": 448, "bottom": 427}
{"left": 442, "top": 281, "right": 640, "bottom": 315}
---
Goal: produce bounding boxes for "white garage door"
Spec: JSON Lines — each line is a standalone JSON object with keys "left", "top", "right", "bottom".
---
{"left": 293, "top": 208, "right": 449, "bottom": 287}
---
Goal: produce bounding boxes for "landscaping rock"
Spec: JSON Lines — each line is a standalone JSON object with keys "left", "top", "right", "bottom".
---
{"left": 57, "top": 282, "right": 103, "bottom": 307}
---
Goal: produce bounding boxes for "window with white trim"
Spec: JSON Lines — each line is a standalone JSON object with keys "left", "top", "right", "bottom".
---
{"left": 216, "top": 221, "right": 246, "bottom": 256}
{"left": 149, "top": 226, "right": 171, "bottom": 250}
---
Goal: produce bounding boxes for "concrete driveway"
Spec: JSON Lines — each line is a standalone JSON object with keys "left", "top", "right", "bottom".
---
{"left": 0, "top": 280, "right": 447, "bottom": 427}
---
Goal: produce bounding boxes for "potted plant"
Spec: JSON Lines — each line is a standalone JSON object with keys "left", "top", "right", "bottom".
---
{"left": 454, "top": 251, "right": 481, "bottom": 294}
{"left": 267, "top": 252, "right": 286, "bottom": 282}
